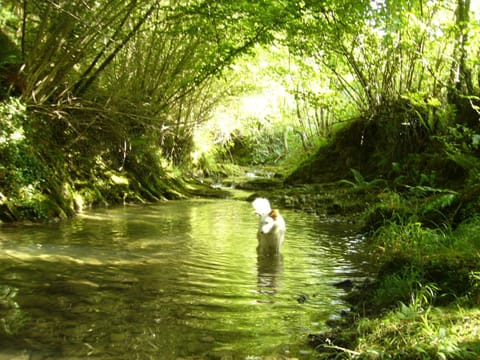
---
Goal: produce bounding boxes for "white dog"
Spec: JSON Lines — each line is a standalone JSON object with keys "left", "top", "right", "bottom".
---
{"left": 252, "top": 198, "right": 286, "bottom": 254}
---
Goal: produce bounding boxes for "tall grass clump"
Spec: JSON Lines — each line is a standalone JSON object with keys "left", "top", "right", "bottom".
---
{"left": 355, "top": 302, "right": 475, "bottom": 359}
{"left": 449, "top": 217, "right": 480, "bottom": 254}
{"left": 372, "top": 220, "right": 450, "bottom": 259}
{"left": 346, "top": 217, "right": 480, "bottom": 359}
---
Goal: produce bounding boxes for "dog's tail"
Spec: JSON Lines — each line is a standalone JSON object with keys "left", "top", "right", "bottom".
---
{"left": 252, "top": 197, "right": 272, "bottom": 215}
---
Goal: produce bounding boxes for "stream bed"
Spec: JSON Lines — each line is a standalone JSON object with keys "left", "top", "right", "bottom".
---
{"left": 0, "top": 198, "right": 366, "bottom": 359}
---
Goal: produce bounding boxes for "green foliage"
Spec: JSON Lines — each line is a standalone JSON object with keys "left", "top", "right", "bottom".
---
{"left": 448, "top": 217, "right": 480, "bottom": 255}
{"left": 192, "top": 44, "right": 324, "bottom": 169}
{"left": 362, "top": 196, "right": 410, "bottom": 233}
{"left": 372, "top": 221, "right": 450, "bottom": 259}
{"left": 339, "top": 168, "right": 387, "bottom": 191}
{"left": 286, "top": 0, "right": 480, "bottom": 114}
{"left": 438, "top": 124, "right": 480, "bottom": 181}
{"left": 356, "top": 303, "right": 470, "bottom": 359}
{"left": 351, "top": 214, "right": 480, "bottom": 358}
{"left": 374, "top": 268, "right": 424, "bottom": 309}
{"left": 421, "top": 192, "right": 458, "bottom": 215}
{"left": 0, "top": 98, "right": 51, "bottom": 220}
{"left": 224, "top": 127, "right": 286, "bottom": 165}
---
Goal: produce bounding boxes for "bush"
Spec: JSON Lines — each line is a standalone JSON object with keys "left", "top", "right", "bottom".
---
{"left": 0, "top": 98, "right": 53, "bottom": 219}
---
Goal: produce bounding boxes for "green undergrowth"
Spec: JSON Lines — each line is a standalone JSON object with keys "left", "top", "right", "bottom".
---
{"left": 352, "top": 303, "right": 480, "bottom": 359}
{"left": 368, "top": 221, "right": 480, "bottom": 358}
{"left": 304, "top": 183, "right": 480, "bottom": 359}
{"left": 294, "top": 99, "right": 480, "bottom": 358}
{"left": 0, "top": 98, "right": 225, "bottom": 223}
{"left": 310, "top": 208, "right": 480, "bottom": 359}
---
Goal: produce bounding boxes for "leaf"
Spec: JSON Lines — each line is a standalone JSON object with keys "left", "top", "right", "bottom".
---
{"left": 350, "top": 168, "right": 365, "bottom": 184}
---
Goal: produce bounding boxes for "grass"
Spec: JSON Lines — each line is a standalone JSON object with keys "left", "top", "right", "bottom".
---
{"left": 354, "top": 304, "right": 480, "bottom": 359}
{"left": 312, "top": 210, "right": 480, "bottom": 359}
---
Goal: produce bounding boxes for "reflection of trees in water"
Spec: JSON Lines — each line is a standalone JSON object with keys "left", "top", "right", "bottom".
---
{"left": 256, "top": 254, "right": 283, "bottom": 297}
{"left": 0, "top": 285, "right": 25, "bottom": 337}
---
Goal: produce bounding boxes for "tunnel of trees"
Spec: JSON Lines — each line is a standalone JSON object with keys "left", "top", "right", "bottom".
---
{"left": 1, "top": 0, "right": 479, "bottom": 221}
{"left": 2, "top": 1, "right": 480, "bottom": 358}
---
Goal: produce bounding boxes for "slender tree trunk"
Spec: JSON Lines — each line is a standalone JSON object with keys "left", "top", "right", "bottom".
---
{"left": 72, "top": 0, "right": 138, "bottom": 96}
{"left": 73, "top": 3, "right": 155, "bottom": 97}
{"left": 447, "top": 0, "right": 478, "bottom": 127}
{"left": 449, "top": 0, "right": 473, "bottom": 98}
{"left": 21, "top": 0, "right": 27, "bottom": 59}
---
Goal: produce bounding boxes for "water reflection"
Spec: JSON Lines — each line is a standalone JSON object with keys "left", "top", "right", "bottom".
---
{"left": 0, "top": 199, "right": 366, "bottom": 359}
{"left": 257, "top": 254, "right": 283, "bottom": 297}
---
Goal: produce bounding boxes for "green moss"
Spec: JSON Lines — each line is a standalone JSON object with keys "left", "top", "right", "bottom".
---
{"left": 353, "top": 305, "right": 480, "bottom": 359}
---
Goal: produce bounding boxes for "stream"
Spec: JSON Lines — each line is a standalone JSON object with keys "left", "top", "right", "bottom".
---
{"left": 0, "top": 198, "right": 366, "bottom": 359}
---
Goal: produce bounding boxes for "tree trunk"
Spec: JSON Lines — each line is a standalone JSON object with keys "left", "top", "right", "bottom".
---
{"left": 449, "top": 0, "right": 473, "bottom": 98}
{"left": 73, "top": 4, "right": 155, "bottom": 97}
{"left": 447, "top": 0, "right": 478, "bottom": 127}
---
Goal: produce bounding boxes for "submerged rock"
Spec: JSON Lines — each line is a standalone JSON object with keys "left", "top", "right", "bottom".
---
{"left": 333, "top": 279, "right": 354, "bottom": 290}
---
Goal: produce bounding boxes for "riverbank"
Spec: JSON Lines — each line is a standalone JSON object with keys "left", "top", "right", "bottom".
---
{"left": 308, "top": 217, "right": 480, "bottom": 359}
{"left": 255, "top": 102, "right": 480, "bottom": 358}
{"left": 250, "top": 178, "right": 480, "bottom": 359}
{"left": 240, "top": 133, "right": 480, "bottom": 358}
{"left": 0, "top": 98, "right": 237, "bottom": 223}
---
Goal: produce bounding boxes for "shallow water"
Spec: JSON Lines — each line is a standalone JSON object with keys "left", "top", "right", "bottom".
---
{"left": 0, "top": 199, "right": 366, "bottom": 359}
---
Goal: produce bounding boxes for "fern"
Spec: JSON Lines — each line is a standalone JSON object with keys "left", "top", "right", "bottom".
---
{"left": 406, "top": 184, "right": 457, "bottom": 196}
{"left": 351, "top": 168, "right": 366, "bottom": 184}
{"left": 423, "top": 193, "right": 457, "bottom": 213}
{"left": 447, "top": 152, "right": 480, "bottom": 171}
{"left": 339, "top": 168, "right": 386, "bottom": 190}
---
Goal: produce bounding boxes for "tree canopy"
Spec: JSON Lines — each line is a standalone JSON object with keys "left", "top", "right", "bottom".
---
{"left": 0, "top": 0, "right": 479, "bottom": 217}
{"left": 3, "top": 3, "right": 480, "bottom": 358}
{"left": 2, "top": 0, "right": 479, "bottom": 135}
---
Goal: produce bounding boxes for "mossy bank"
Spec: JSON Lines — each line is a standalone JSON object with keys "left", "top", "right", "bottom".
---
{"left": 266, "top": 100, "right": 480, "bottom": 359}
{"left": 0, "top": 98, "right": 231, "bottom": 223}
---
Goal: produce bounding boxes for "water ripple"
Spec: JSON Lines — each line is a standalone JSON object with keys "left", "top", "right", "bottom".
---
{"left": 0, "top": 199, "right": 367, "bottom": 359}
